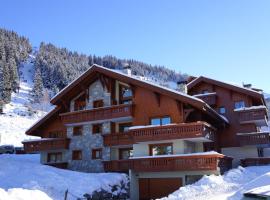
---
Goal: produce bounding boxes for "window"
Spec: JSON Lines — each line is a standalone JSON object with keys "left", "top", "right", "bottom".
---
{"left": 92, "top": 148, "right": 102, "bottom": 159}
{"left": 73, "top": 126, "right": 83, "bottom": 136}
{"left": 202, "top": 90, "right": 209, "bottom": 94}
{"left": 72, "top": 150, "right": 82, "bottom": 160}
{"left": 119, "top": 148, "right": 133, "bottom": 160}
{"left": 234, "top": 101, "right": 245, "bottom": 109}
{"left": 150, "top": 116, "right": 171, "bottom": 126}
{"left": 119, "top": 122, "right": 132, "bottom": 133}
{"left": 93, "top": 99, "right": 104, "bottom": 108}
{"left": 47, "top": 152, "right": 62, "bottom": 163}
{"left": 74, "top": 93, "right": 86, "bottom": 111}
{"left": 92, "top": 124, "right": 102, "bottom": 134}
{"left": 219, "top": 107, "right": 226, "bottom": 114}
{"left": 149, "top": 143, "right": 173, "bottom": 156}
{"left": 119, "top": 84, "right": 132, "bottom": 104}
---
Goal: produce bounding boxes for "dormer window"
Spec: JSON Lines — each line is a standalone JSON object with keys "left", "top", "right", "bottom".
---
{"left": 119, "top": 84, "right": 132, "bottom": 104}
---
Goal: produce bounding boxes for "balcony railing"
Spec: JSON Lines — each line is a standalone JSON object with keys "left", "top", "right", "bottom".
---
{"left": 60, "top": 104, "right": 133, "bottom": 124}
{"left": 235, "top": 106, "right": 268, "bottom": 126}
{"left": 103, "top": 154, "right": 232, "bottom": 173}
{"left": 237, "top": 132, "right": 270, "bottom": 146}
{"left": 23, "top": 138, "right": 70, "bottom": 153}
{"left": 193, "top": 93, "right": 217, "bottom": 106}
{"left": 103, "top": 122, "right": 216, "bottom": 146}
{"left": 241, "top": 158, "right": 270, "bottom": 167}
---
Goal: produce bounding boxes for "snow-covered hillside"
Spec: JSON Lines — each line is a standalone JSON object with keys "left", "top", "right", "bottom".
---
{"left": 0, "top": 154, "right": 128, "bottom": 200}
{"left": 160, "top": 165, "right": 270, "bottom": 200}
{"left": 0, "top": 56, "right": 48, "bottom": 146}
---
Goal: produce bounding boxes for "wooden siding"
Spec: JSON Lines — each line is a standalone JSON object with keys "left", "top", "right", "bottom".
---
{"left": 188, "top": 82, "right": 259, "bottom": 148}
{"left": 132, "top": 86, "right": 183, "bottom": 125}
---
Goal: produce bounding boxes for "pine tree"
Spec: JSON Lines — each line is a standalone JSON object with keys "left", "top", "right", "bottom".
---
{"left": 31, "top": 67, "right": 44, "bottom": 103}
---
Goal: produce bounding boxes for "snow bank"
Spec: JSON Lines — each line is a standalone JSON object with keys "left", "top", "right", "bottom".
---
{"left": 159, "top": 165, "right": 270, "bottom": 200}
{"left": 0, "top": 188, "right": 52, "bottom": 200}
{"left": 0, "top": 154, "right": 128, "bottom": 200}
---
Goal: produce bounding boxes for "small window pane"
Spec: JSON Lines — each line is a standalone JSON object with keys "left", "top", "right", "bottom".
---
{"left": 161, "top": 117, "right": 171, "bottom": 125}
{"left": 151, "top": 118, "right": 161, "bottom": 125}
{"left": 151, "top": 144, "right": 173, "bottom": 156}
{"left": 219, "top": 107, "right": 226, "bottom": 114}
{"left": 235, "top": 101, "right": 245, "bottom": 109}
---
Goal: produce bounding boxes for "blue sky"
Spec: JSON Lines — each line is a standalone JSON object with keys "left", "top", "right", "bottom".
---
{"left": 1, "top": 0, "right": 270, "bottom": 92}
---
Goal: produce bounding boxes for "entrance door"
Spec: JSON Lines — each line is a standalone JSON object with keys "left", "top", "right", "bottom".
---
{"left": 139, "top": 178, "right": 182, "bottom": 200}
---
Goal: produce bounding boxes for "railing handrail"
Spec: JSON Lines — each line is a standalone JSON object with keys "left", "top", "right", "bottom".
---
{"left": 103, "top": 121, "right": 216, "bottom": 146}
{"left": 103, "top": 153, "right": 231, "bottom": 172}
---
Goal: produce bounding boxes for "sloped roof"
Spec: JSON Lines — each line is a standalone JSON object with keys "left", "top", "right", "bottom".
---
{"left": 26, "top": 106, "right": 60, "bottom": 136}
{"left": 50, "top": 64, "right": 227, "bottom": 124}
{"left": 187, "top": 76, "right": 265, "bottom": 101}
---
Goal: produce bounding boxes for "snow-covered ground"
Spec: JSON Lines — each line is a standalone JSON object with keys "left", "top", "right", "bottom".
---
{"left": 159, "top": 165, "right": 270, "bottom": 200}
{"left": 0, "top": 154, "right": 128, "bottom": 200}
{"left": 0, "top": 57, "right": 49, "bottom": 146}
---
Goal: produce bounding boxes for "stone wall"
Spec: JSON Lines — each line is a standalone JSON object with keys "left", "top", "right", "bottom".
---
{"left": 87, "top": 80, "right": 111, "bottom": 109}
{"left": 66, "top": 80, "right": 113, "bottom": 172}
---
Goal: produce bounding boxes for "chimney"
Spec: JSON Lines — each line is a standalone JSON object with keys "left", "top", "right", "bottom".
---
{"left": 123, "top": 64, "right": 132, "bottom": 76}
{"left": 177, "top": 80, "right": 188, "bottom": 93}
{"left": 243, "top": 83, "right": 252, "bottom": 88}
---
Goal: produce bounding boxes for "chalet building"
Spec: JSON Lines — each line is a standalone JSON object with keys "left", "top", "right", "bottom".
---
{"left": 23, "top": 65, "right": 268, "bottom": 200}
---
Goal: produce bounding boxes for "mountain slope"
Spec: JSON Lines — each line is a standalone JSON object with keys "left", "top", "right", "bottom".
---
{"left": 0, "top": 56, "right": 47, "bottom": 146}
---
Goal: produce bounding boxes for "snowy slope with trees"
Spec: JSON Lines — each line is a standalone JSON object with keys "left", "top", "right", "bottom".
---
{"left": 0, "top": 56, "right": 49, "bottom": 146}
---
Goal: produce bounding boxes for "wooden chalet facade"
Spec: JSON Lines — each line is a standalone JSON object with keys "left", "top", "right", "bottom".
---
{"left": 23, "top": 65, "right": 268, "bottom": 200}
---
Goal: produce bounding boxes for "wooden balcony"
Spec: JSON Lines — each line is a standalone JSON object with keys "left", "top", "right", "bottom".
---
{"left": 103, "top": 154, "right": 232, "bottom": 173}
{"left": 235, "top": 106, "right": 268, "bottom": 126}
{"left": 241, "top": 158, "right": 270, "bottom": 167}
{"left": 103, "top": 122, "right": 216, "bottom": 146}
{"left": 237, "top": 132, "right": 270, "bottom": 146}
{"left": 193, "top": 93, "right": 217, "bottom": 106}
{"left": 23, "top": 138, "right": 70, "bottom": 153}
{"left": 103, "top": 132, "right": 134, "bottom": 146}
{"left": 60, "top": 104, "right": 133, "bottom": 124}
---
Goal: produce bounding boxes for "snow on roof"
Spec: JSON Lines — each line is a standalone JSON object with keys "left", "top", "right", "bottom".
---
{"left": 193, "top": 92, "right": 217, "bottom": 97}
{"left": 96, "top": 65, "right": 206, "bottom": 104}
{"left": 237, "top": 131, "right": 270, "bottom": 136}
{"left": 234, "top": 105, "right": 267, "bottom": 112}
{"left": 245, "top": 185, "right": 270, "bottom": 197}
{"left": 22, "top": 138, "right": 60, "bottom": 143}
{"left": 128, "top": 123, "right": 177, "bottom": 130}
{"left": 188, "top": 76, "right": 263, "bottom": 96}
{"left": 219, "top": 114, "right": 229, "bottom": 124}
{"left": 130, "top": 151, "right": 223, "bottom": 159}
